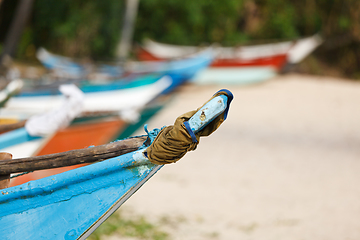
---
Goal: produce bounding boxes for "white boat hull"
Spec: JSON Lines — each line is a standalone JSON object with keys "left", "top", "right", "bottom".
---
{"left": 0, "top": 76, "right": 171, "bottom": 118}
{"left": 192, "top": 67, "right": 276, "bottom": 85}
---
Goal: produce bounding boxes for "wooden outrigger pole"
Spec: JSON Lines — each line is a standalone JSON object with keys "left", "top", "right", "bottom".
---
{"left": 0, "top": 153, "right": 12, "bottom": 189}
{"left": 0, "top": 136, "right": 147, "bottom": 176}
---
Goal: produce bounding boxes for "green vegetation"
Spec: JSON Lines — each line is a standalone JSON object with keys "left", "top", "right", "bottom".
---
{"left": 0, "top": 0, "right": 359, "bottom": 78}
{"left": 88, "top": 211, "right": 169, "bottom": 240}
{"left": 31, "top": 0, "right": 124, "bottom": 59}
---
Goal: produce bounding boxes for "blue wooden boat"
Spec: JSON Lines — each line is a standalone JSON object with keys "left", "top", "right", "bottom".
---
{"left": 17, "top": 73, "right": 163, "bottom": 97}
{"left": 132, "top": 47, "right": 215, "bottom": 94}
{"left": 127, "top": 47, "right": 215, "bottom": 78}
{"left": 0, "top": 84, "right": 86, "bottom": 158}
{"left": 0, "top": 75, "right": 172, "bottom": 119}
{"left": 37, "top": 47, "right": 128, "bottom": 79}
{"left": 0, "top": 127, "right": 40, "bottom": 150}
{"left": 1, "top": 48, "right": 215, "bottom": 126}
{"left": 0, "top": 77, "right": 171, "bottom": 159}
{"left": 35, "top": 47, "right": 215, "bottom": 95}
{"left": 0, "top": 89, "right": 233, "bottom": 240}
{"left": 36, "top": 48, "right": 95, "bottom": 79}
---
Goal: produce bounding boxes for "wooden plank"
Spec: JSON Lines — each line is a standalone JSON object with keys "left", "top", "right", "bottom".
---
{"left": 0, "top": 152, "right": 12, "bottom": 189}
{"left": 0, "top": 136, "right": 148, "bottom": 175}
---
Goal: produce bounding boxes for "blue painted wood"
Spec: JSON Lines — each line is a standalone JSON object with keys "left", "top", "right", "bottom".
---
{"left": 30, "top": 48, "right": 214, "bottom": 97}
{"left": 0, "top": 128, "right": 40, "bottom": 149}
{"left": 0, "top": 150, "right": 158, "bottom": 240}
{"left": 36, "top": 48, "right": 86, "bottom": 79}
{"left": 0, "top": 93, "right": 229, "bottom": 240}
{"left": 17, "top": 74, "right": 163, "bottom": 97}
{"left": 79, "top": 94, "right": 228, "bottom": 239}
{"left": 187, "top": 95, "right": 227, "bottom": 132}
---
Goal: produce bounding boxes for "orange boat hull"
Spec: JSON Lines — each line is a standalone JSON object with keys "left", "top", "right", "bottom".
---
{"left": 136, "top": 47, "right": 288, "bottom": 70}
{"left": 10, "top": 119, "right": 126, "bottom": 187}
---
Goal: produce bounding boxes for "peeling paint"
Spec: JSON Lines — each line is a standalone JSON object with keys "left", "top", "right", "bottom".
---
{"left": 200, "top": 110, "right": 206, "bottom": 121}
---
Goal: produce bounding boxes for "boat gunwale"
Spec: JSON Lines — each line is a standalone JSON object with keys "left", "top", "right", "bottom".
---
{"left": 0, "top": 148, "right": 155, "bottom": 210}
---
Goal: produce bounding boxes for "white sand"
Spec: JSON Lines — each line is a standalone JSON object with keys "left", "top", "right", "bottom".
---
{"left": 118, "top": 74, "right": 360, "bottom": 240}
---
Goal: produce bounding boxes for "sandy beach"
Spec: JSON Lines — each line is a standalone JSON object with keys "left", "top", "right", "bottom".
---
{"left": 109, "top": 73, "right": 360, "bottom": 240}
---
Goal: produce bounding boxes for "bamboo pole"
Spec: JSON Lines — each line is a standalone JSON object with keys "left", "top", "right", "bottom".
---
{"left": 0, "top": 152, "right": 12, "bottom": 189}
{"left": 0, "top": 136, "right": 148, "bottom": 175}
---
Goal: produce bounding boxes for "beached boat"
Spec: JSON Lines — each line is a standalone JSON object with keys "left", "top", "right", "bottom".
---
{"left": 17, "top": 72, "right": 165, "bottom": 98}
{"left": 31, "top": 49, "right": 214, "bottom": 102}
{"left": 0, "top": 84, "right": 85, "bottom": 157}
{"left": 1, "top": 49, "right": 215, "bottom": 186}
{"left": 0, "top": 108, "right": 167, "bottom": 186}
{"left": 139, "top": 34, "right": 322, "bottom": 65}
{"left": 0, "top": 74, "right": 171, "bottom": 119}
{"left": 0, "top": 128, "right": 43, "bottom": 158}
{"left": 0, "top": 75, "right": 171, "bottom": 154}
{"left": 0, "top": 79, "right": 174, "bottom": 186}
{"left": 0, "top": 99, "right": 169, "bottom": 184}
{"left": 127, "top": 47, "right": 216, "bottom": 93}
{"left": 138, "top": 41, "right": 288, "bottom": 69}
{"left": 4, "top": 101, "right": 168, "bottom": 187}
{"left": 137, "top": 34, "right": 323, "bottom": 84}
{"left": 0, "top": 89, "right": 233, "bottom": 240}
{"left": 126, "top": 47, "right": 215, "bottom": 75}
{"left": 36, "top": 46, "right": 215, "bottom": 88}
{"left": 8, "top": 117, "right": 127, "bottom": 187}
{"left": 36, "top": 47, "right": 123, "bottom": 80}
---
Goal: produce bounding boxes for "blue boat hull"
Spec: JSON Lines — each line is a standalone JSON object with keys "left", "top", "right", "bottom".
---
{"left": 0, "top": 147, "right": 161, "bottom": 240}
{"left": 0, "top": 90, "right": 231, "bottom": 240}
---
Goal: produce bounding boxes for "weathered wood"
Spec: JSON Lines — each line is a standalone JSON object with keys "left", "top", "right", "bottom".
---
{"left": 0, "top": 136, "right": 148, "bottom": 175}
{"left": 0, "top": 152, "right": 12, "bottom": 189}
{"left": 0, "top": 120, "right": 26, "bottom": 133}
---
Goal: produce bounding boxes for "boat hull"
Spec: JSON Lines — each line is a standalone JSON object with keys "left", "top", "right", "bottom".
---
{"left": 137, "top": 47, "right": 288, "bottom": 69}
{"left": 0, "top": 75, "right": 172, "bottom": 118}
{"left": 9, "top": 119, "right": 126, "bottom": 187}
{"left": 192, "top": 66, "right": 276, "bottom": 85}
{"left": 210, "top": 54, "right": 287, "bottom": 69}
{"left": 0, "top": 148, "right": 161, "bottom": 240}
{"left": 0, "top": 90, "right": 231, "bottom": 240}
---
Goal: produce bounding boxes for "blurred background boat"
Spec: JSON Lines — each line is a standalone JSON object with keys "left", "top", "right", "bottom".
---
{"left": 0, "top": 43, "right": 215, "bottom": 187}
{"left": 35, "top": 46, "right": 215, "bottom": 89}
{"left": 136, "top": 34, "right": 323, "bottom": 84}
{"left": 0, "top": 75, "right": 171, "bottom": 118}
{"left": 0, "top": 75, "right": 168, "bottom": 186}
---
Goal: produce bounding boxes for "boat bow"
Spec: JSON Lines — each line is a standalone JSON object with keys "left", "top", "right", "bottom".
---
{"left": 0, "top": 89, "right": 233, "bottom": 240}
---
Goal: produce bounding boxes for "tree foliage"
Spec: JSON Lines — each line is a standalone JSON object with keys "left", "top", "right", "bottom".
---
{"left": 0, "top": 0, "right": 359, "bottom": 78}
{"left": 26, "top": 0, "right": 124, "bottom": 59}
